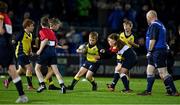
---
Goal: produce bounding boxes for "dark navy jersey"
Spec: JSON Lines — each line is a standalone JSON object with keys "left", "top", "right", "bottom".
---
{"left": 146, "top": 20, "right": 167, "bottom": 50}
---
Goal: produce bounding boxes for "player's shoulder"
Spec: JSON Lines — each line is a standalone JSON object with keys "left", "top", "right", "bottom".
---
{"left": 151, "top": 20, "right": 163, "bottom": 27}
{"left": 119, "top": 32, "right": 124, "bottom": 36}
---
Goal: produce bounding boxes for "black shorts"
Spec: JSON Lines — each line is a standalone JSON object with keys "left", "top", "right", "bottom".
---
{"left": 148, "top": 49, "right": 167, "bottom": 68}
{"left": 121, "top": 48, "right": 137, "bottom": 70}
{"left": 17, "top": 54, "right": 30, "bottom": 67}
{"left": 0, "top": 49, "right": 15, "bottom": 68}
{"left": 82, "top": 61, "right": 100, "bottom": 73}
{"left": 36, "top": 46, "right": 57, "bottom": 66}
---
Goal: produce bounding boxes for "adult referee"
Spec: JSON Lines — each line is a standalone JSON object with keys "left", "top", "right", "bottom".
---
{"left": 138, "top": 10, "right": 179, "bottom": 96}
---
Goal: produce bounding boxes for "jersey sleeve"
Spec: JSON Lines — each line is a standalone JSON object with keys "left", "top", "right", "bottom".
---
{"left": 16, "top": 31, "right": 24, "bottom": 41}
{"left": 4, "top": 14, "right": 12, "bottom": 34}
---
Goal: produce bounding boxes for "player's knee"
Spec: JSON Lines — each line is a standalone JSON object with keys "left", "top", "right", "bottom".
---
{"left": 120, "top": 73, "right": 126, "bottom": 78}
{"left": 35, "top": 64, "right": 41, "bottom": 71}
{"left": 120, "top": 68, "right": 128, "bottom": 74}
{"left": 158, "top": 68, "right": 169, "bottom": 79}
{"left": 114, "top": 69, "right": 120, "bottom": 73}
{"left": 115, "top": 66, "right": 121, "bottom": 73}
{"left": 147, "top": 68, "right": 154, "bottom": 75}
{"left": 17, "top": 69, "right": 22, "bottom": 74}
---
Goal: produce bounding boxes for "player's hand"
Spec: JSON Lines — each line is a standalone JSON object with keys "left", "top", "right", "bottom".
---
{"left": 94, "top": 55, "right": 100, "bottom": 61}
{"left": 146, "top": 51, "right": 152, "bottom": 59}
{"left": 36, "top": 50, "right": 41, "bottom": 55}
{"left": 100, "top": 49, "right": 105, "bottom": 53}
{"left": 0, "top": 19, "right": 5, "bottom": 35}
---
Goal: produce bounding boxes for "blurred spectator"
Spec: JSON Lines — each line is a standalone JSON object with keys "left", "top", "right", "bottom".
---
{"left": 166, "top": 21, "right": 176, "bottom": 52}
{"left": 136, "top": 4, "right": 149, "bottom": 37}
{"left": 135, "top": 37, "right": 146, "bottom": 56}
{"left": 76, "top": 0, "right": 92, "bottom": 25}
{"left": 174, "top": 25, "right": 180, "bottom": 55}
{"left": 108, "top": 2, "right": 124, "bottom": 33}
{"left": 96, "top": 0, "right": 109, "bottom": 27}
{"left": 66, "top": 26, "right": 84, "bottom": 54}
{"left": 124, "top": 3, "right": 137, "bottom": 31}
{"left": 57, "top": 37, "right": 69, "bottom": 54}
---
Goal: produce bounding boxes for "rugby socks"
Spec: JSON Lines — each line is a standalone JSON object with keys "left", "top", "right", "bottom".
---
{"left": 44, "top": 79, "right": 49, "bottom": 84}
{"left": 44, "top": 77, "right": 54, "bottom": 85}
{"left": 59, "top": 83, "right": 65, "bottom": 87}
{"left": 49, "top": 77, "right": 53, "bottom": 85}
{"left": 146, "top": 74, "right": 155, "bottom": 92}
{"left": 13, "top": 76, "right": 24, "bottom": 96}
{"left": 88, "top": 77, "right": 96, "bottom": 86}
{"left": 164, "top": 80, "right": 172, "bottom": 93}
{"left": 164, "top": 75, "right": 177, "bottom": 93}
{"left": 58, "top": 79, "right": 65, "bottom": 87}
{"left": 70, "top": 77, "right": 80, "bottom": 88}
{"left": 26, "top": 76, "right": 32, "bottom": 86}
{"left": 111, "top": 73, "right": 120, "bottom": 88}
{"left": 120, "top": 73, "right": 129, "bottom": 90}
{"left": 26, "top": 71, "right": 33, "bottom": 86}
{"left": 39, "top": 82, "right": 46, "bottom": 86}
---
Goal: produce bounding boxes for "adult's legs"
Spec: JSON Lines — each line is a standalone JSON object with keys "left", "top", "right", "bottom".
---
{"left": 158, "top": 67, "right": 179, "bottom": 96}
{"left": 137, "top": 64, "right": 155, "bottom": 95}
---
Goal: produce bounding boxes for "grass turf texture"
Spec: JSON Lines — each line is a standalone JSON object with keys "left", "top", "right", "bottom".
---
{"left": 0, "top": 76, "right": 180, "bottom": 104}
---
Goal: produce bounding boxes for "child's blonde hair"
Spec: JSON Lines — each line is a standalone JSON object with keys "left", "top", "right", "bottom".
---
{"left": 89, "top": 31, "right": 98, "bottom": 40}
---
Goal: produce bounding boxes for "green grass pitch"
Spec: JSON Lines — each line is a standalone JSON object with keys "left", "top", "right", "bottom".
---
{"left": 0, "top": 76, "right": 180, "bottom": 104}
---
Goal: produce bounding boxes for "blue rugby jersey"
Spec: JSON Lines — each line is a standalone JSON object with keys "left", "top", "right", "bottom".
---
{"left": 146, "top": 20, "right": 167, "bottom": 50}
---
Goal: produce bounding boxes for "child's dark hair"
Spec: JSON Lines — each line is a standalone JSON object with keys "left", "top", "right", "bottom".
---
{"left": 0, "top": 1, "right": 8, "bottom": 12}
{"left": 22, "top": 19, "right": 34, "bottom": 28}
{"left": 108, "top": 33, "right": 126, "bottom": 50}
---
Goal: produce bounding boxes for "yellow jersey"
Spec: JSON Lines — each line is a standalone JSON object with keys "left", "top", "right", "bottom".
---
{"left": 86, "top": 44, "right": 100, "bottom": 63}
{"left": 16, "top": 31, "right": 32, "bottom": 57}
{"left": 117, "top": 32, "right": 134, "bottom": 61}
{"left": 119, "top": 32, "right": 134, "bottom": 48}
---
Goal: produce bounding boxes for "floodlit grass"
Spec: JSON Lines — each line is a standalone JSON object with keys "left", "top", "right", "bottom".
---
{"left": 0, "top": 76, "right": 180, "bottom": 104}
